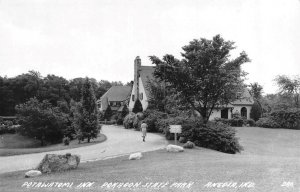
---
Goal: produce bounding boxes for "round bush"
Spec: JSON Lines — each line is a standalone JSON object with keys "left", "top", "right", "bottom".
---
{"left": 246, "top": 119, "right": 256, "bottom": 126}
{"left": 181, "top": 121, "right": 243, "bottom": 154}
{"left": 123, "top": 112, "right": 136, "bottom": 129}
{"left": 63, "top": 137, "right": 70, "bottom": 145}
{"left": 183, "top": 141, "right": 195, "bottom": 149}
{"left": 142, "top": 110, "right": 167, "bottom": 132}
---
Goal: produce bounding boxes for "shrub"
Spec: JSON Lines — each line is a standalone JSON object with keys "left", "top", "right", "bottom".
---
{"left": 246, "top": 119, "right": 256, "bottom": 126}
{"left": 250, "top": 101, "right": 262, "bottom": 121}
{"left": 63, "top": 137, "right": 70, "bottom": 145}
{"left": 183, "top": 141, "right": 195, "bottom": 149}
{"left": 142, "top": 110, "right": 167, "bottom": 132}
{"left": 256, "top": 117, "right": 280, "bottom": 128}
{"left": 0, "top": 124, "right": 19, "bottom": 135}
{"left": 179, "top": 136, "right": 187, "bottom": 143}
{"left": 16, "top": 98, "right": 68, "bottom": 146}
{"left": 116, "top": 113, "right": 124, "bottom": 125}
{"left": 270, "top": 109, "right": 300, "bottom": 129}
{"left": 123, "top": 112, "right": 136, "bottom": 129}
{"left": 133, "top": 113, "right": 144, "bottom": 131}
{"left": 214, "top": 117, "right": 247, "bottom": 127}
{"left": 157, "top": 116, "right": 189, "bottom": 139}
{"left": 214, "top": 118, "right": 230, "bottom": 125}
{"left": 99, "top": 120, "right": 116, "bottom": 125}
{"left": 181, "top": 121, "right": 243, "bottom": 154}
{"left": 4, "top": 120, "right": 13, "bottom": 126}
{"left": 228, "top": 116, "right": 246, "bottom": 127}
{"left": 132, "top": 99, "right": 143, "bottom": 113}
{"left": 103, "top": 105, "right": 113, "bottom": 121}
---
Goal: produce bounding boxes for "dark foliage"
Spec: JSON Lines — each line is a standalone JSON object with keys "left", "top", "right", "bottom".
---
{"left": 214, "top": 117, "right": 247, "bottom": 127}
{"left": 142, "top": 109, "right": 167, "bottom": 132}
{"left": 132, "top": 99, "right": 143, "bottom": 113}
{"left": 103, "top": 105, "right": 113, "bottom": 121}
{"left": 123, "top": 112, "right": 136, "bottom": 129}
{"left": 16, "top": 98, "right": 68, "bottom": 146}
{"left": 75, "top": 78, "right": 99, "bottom": 143}
{"left": 150, "top": 35, "right": 250, "bottom": 122}
{"left": 63, "top": 137, "right": 70, "bottom": 145}
{"left": 270, "top": 109, "right": 300, "bottom": 129}
{"left": 180, "top": 120, "right": 243, "bottom": 154}
{"left": 250, "top": 101, "right": 262, "bottom": 121}
{"left": 0, "top": 71, "right": 124, "bottom": 116}
{"left": 256, "top": 117, "right": 280, "bottom": 128}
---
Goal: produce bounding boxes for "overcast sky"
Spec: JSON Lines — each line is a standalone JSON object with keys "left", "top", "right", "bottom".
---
{"left": 0, "top": 0, "right": 299, "bottom": 94}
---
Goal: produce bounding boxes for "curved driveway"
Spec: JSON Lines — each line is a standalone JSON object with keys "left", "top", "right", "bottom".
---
{"left": 0, "top": 125, "right": 167, "bottom": 173}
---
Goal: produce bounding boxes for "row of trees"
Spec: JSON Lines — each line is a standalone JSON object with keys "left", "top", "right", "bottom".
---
{"left": 0, "top": 71, "right": 127, "bottom": 116}
{"left": 250, "top": 75, "right": 300, "bottom": 120}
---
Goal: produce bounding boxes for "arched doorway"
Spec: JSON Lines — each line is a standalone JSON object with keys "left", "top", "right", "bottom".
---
{"left": 241, "top": 107, "right": 247, "bottom": 118}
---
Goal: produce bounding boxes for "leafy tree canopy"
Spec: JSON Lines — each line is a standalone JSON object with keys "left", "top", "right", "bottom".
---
{"left": 150, "top": 35, "right": 250, "bottom": 122}
{"left": 16, "top": 98, "right": 68, "bottom": 146}
{"left": 274, "top": 75, "right": 300, "bottom": 108}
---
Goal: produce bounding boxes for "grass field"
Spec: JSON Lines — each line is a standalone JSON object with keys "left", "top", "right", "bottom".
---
{"left": 0, "top": 133, "right": 106, "bottom": 156}
{"left": 1, "top": 127, "right": 300, "bottom": 192}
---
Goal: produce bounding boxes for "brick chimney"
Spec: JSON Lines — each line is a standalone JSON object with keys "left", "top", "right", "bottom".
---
{"left": 134, "top": 56, "right": 141, "bottom": 101}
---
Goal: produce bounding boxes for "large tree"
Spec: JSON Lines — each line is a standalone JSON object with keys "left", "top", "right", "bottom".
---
{"left": 274, "top": 75, "right": 300, "bottom": 108}
{"left": 16, "top": 98, "right": 67, "bottom": 146}
{"left": 146, "top": 79, "right": 188, "bottom": 115}
{"left": 150, "top": 35, "right": 250, "bottom": 123}
{"left": 77, "top": 78, "right": 99, "bottom": 143}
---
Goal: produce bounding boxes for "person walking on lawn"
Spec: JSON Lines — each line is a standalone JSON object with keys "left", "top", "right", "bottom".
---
{"left": 141, "top": 121, "right": 148, "bottom": 142}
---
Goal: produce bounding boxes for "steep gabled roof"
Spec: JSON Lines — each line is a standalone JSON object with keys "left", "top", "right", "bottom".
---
{"left": 101, "top": 86, "right": 132, "bottom": 102}
{"left": 231, "top": 88, "right": 254, "bottom": 105}
{"left": 139, "top": 66, "right": 155, "bottom": 99}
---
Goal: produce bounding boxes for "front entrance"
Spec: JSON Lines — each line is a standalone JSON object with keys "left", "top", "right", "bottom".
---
{"left": 221, "top": 108, "right": 228, "bottom": 119}
{"left": 241, "top": 107, "right": 247, "bottom": 118}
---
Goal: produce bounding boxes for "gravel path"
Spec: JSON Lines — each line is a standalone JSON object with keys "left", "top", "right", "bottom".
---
{"left": 0, "top": 125, "right": 167, "bottom": 173}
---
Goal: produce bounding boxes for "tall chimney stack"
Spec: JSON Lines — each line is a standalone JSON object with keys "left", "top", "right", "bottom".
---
{"left": 134, "top": 56, "right": 141, "bottom": 101}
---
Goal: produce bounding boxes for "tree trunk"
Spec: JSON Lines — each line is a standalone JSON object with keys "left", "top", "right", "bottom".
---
{"left": 87, "top": 137, "right": 90, "bottom": 143}
{"left": 40, "top": 135, "right": 45, "bottom": 146}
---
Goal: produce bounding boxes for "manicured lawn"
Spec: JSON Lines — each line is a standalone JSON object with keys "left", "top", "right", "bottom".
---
{"left": 1, "top": 127, "right": 300, "bottom": 192}
{"left": 0, "top": 134, "right": 41, "bottom": 148}
{"left": 0, "top": 134, "right": 106, "bottom": 156}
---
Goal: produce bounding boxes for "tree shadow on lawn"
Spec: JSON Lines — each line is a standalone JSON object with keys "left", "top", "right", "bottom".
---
{"left": 0, "top": 134, "right": 107, "bottom": 156}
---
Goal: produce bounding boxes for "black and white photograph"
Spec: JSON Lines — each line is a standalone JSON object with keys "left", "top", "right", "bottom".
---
{"left": 0, "top": 0, "right": 300, "bottom": 191}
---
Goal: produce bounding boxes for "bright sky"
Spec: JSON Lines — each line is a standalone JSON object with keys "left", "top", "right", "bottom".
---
{"left": 0, "top": 0, "right": 299, "bottom": 94}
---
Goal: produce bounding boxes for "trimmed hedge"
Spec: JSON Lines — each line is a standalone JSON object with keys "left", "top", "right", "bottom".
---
{"left": 214, "top": 117, "right": 254, "bottom": 127}
{"left": 256, "top": 117, "right": 280, "bottom": 128}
